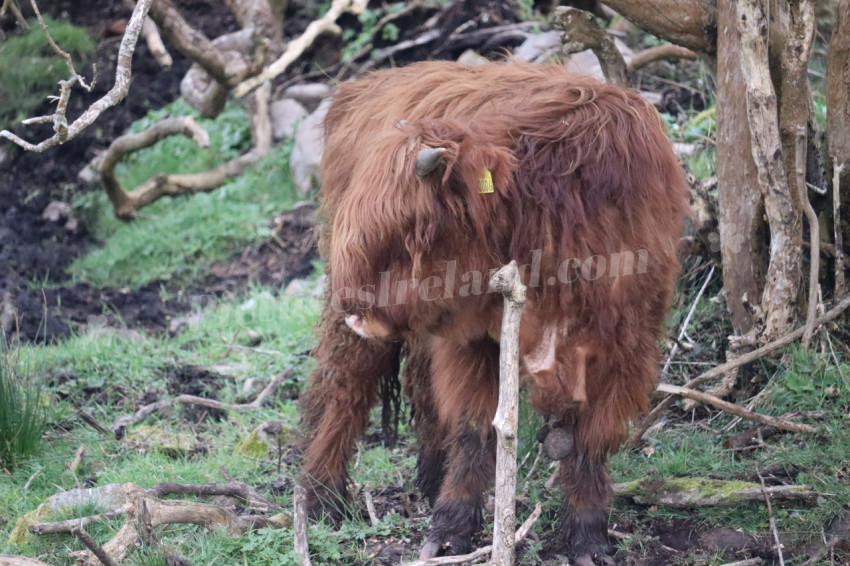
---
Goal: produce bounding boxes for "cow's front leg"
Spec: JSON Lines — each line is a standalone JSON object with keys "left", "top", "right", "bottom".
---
{"left": 419, "top": 337, "right": 499, "bottom": 558}
{"left": 300, "top": 309, "right": 399, "bottom": 519}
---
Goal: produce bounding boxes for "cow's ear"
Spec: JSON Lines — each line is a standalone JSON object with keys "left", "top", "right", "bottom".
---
{"left": 414, "top": 147, "right": 446, "bottom": 177}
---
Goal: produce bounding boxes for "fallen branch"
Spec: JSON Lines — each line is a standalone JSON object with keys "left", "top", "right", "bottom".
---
{"left": 141, "top": 17, "right": 172, "bottom": 69}
{"left": 234, "top": 0, "right": 368, "bottom": 97}
{"left": 488, "top": 261, "right": 527, "bottom": 566}
{"left": 613, "top": 477, "right": 816, "bottom": 508}
{"left": 112, "top": 367, "right": 293, "bottom": 436}
{"left": 78, "top": 411, "right": 112, "bottom": 436}
{"left": 398, "top": 503, "right": 542, "bottom": 566}
{"left": 625, "top": 294, "right": 850, "bottom": 448}
{"left": 656, "top": 383, "right": 816, "bottom": 434}
{"left": 98, "top": 80, "right": 271, "bottom": 220}
{"left": 627, "top": 44, "right": 700, "bottom": 72}
{"left": 21, "top": 481, "right": 288, "bottom": 566}
{"left": 98, "top": 116, "right": 209, "bottom": 219}
{"left": 718, "top": 559, "right": 763, "bottom": 566}
{"left": 0, "top": 0, "right": 151, "bottom": 151}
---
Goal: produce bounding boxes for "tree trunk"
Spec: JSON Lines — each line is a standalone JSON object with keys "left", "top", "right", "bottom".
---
{"left": 716, "top": 0, "right": 767, "bottom": 335}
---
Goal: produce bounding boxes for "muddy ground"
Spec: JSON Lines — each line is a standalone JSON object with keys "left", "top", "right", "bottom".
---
{"left": 0, "top": 1, "right": 319, "bottom": 342}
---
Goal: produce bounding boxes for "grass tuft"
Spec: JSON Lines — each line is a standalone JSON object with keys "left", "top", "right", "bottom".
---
{"left": 0, "top": 340, "right": 47, "bottom": 470}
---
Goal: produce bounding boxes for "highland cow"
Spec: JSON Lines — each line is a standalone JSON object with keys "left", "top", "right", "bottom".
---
{"left": 300, "top": 61, "right": 688, "bottom": 565}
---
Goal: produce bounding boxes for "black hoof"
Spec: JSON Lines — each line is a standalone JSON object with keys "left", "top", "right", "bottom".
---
{"left": 564, "top": 506, "right": 611, "bottom": 561}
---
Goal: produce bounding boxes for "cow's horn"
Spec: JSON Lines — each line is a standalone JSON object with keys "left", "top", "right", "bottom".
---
{"left": 414, "top": 147, "right": 446, "bottom": 177}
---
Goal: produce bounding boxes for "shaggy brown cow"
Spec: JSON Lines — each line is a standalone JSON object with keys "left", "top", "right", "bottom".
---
{"left": 300, "top": 60, "right": 688, "bottom": 564}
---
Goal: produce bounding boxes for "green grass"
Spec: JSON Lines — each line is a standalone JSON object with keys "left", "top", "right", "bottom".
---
{"left": 0, "top": 17, "right": 95, "bottom": 127}
{"left": 69, "top": 100, "right": 300, "bottom": 290}
{"left": 0, "top": 342, "right": 47, "bottom": 470}
{"left": 0, "top": 288, "right": 321, "bottom": 564}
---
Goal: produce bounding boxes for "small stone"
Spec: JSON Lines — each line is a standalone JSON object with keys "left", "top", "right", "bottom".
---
{"left": 270, "top": 98, "right": 308, "bottom": 141}
{"left": 514, "top": 31, "right": 562, "bottom": 63}
{"left": 456, "top": 49, "right": 489, "bottom": 66}
{"left": 42, "top": 201, "right": 72, "bottom": 222}
{"left": 284, "top": 278, "right": 313, "bottom": 297}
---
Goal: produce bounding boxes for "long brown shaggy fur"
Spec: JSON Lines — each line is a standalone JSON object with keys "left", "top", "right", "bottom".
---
{"left": 301, "top": 60, "right": 689, "bottom": 560}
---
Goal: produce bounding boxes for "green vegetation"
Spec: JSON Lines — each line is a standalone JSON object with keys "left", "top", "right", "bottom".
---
{"left": 0, "top": 342, "right": 46, "bottom": 470}
{"left": 0, "top": 17, "right": 95, "bottom": 127}
{"left": 70, "top": 100, "right": 300, "bottom": 289}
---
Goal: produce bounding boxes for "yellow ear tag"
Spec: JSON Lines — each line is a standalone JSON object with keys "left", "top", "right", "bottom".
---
{"left": 479, "top": 168, "right": 494, "bottom": 194}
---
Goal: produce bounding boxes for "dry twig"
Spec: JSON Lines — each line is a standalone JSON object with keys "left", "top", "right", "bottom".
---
{"left": 0, "top": 0, "right": 151, "bottom": 151}
{"left": 625, "top": 293, "right": 850, "bottom": 448}
{"left": 363, "top": 491, "right": 380, "bottom": 526}
{"left": 796, "top": 126, "right": 820, "bottom": 349}
{"left": 235, "top": 0, "right": 368, "bottom": 97}
{"left": 756, "top": 464, "right": 786, "bottom": 565}
{"left": 656, "top": 383, "right": 816, "bottom": 434}
{"left": 65, "top": 445, "right": 86, "bottom": 475}
{"left": 112, "top": 367, "right": 293, "bottom": 435}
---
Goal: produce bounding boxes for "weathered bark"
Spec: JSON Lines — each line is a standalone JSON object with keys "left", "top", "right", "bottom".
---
{"left": 99, "top": 117, "right": 209, "bottom": 219}
{"left": 613, "top": 478, "right": 816, "bottom": 508}
{"left": 828, "top": 0, "right": 850, "bottom": 171}
{"left": 488, "top": 262, "right": 527, "bottom": 566}
{"left": 148, "top": 0, "right": 235, "bottom": 85}
{"left": 599, "top": 0, "right": 717, "bottom": 54}
{"left": 827, "top": 0, "right": 850, "bottom": 298}
{"left": 554, "top": 7, "right": 628, "bottom": 87}
{"left": 736, "top": 0, "right": 803, "bottom": 344}
{"left": 293, "top": 486, "right": 312, "bottom": 566}
{"left": 715, "top": 0, "right": 766, "bottom": 335}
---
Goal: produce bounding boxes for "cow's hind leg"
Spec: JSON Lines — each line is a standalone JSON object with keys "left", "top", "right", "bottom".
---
{"left": 531, "top": 344, "right": 654, "bottom": 565}
{"left": 300, "top": 308, "right": 399, "bottom": 519}
{"left": 420, "top": 337, "right": 499, "bottom": 558}
{"left": 402, "top": 337, "right": 447, "bottom": 506}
